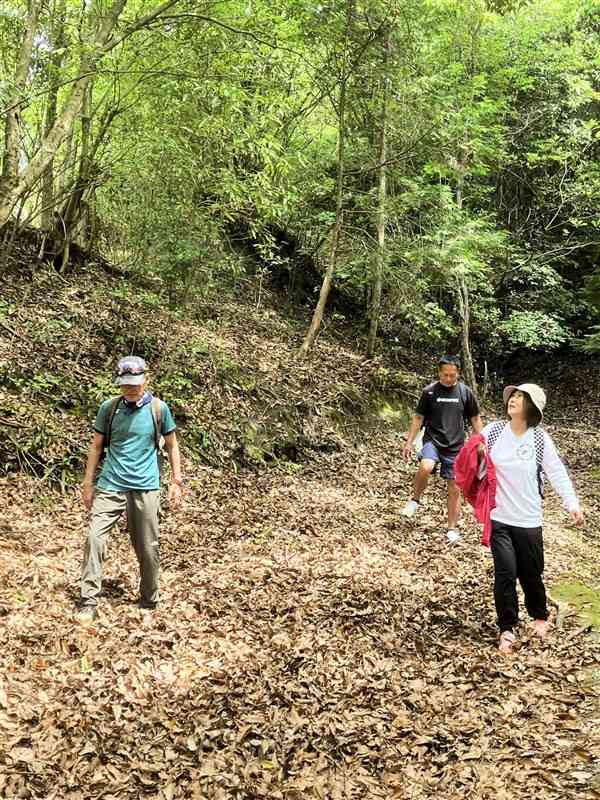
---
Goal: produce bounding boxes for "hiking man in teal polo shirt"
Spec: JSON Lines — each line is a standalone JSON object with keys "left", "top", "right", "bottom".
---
{"left": 77, "top": 356, "right": 182, "bottom": 621}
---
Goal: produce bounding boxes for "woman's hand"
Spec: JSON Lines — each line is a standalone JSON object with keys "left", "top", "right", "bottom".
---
{"left": 569, "top": 510, "right": 584, "bottom": 527}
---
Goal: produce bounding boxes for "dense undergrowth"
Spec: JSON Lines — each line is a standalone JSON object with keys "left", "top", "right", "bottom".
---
{"left": 0, "top": 237, "right": 419, "bottom": 489}
{"left": 2, "top": 227, "right": 600, "bottom": 493}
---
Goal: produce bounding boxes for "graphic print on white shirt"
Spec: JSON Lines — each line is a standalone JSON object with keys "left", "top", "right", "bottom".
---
{"left": 516, "top": 441, "right": 534, "bottom": 461}
{"left": 482, "top": 422, "right": 579, "bottom": 528}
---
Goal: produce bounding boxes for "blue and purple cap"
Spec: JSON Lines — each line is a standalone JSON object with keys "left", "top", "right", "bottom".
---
{"left": 115, "top": 356, "right": 147, "bottom": 386}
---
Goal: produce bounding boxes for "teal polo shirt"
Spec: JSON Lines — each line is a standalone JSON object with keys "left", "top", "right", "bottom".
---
{"left": 94, "top": 398, "right": 176, "bottom": 492}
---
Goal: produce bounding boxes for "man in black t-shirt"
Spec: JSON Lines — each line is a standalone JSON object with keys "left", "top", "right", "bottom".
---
{"left": 401, "top": 355, "right": 482, "bottom": 541}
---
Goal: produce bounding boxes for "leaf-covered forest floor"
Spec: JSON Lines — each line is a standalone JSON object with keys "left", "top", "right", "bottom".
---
{"left": 1, "top": 247, "right": 599, "bottom": 799}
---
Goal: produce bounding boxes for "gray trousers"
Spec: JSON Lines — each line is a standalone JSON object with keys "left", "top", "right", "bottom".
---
{"left": 80, "top": 489, "right": 161, "bottom": 608}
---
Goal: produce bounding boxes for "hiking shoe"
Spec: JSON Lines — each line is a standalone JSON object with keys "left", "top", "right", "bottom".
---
{"left": 533, "top": 619, "right": 550, "bottom": 639}
{"left": 446, "top": 529, "right": 461, "bottom": 543}
{"left": 401, "top": 499, "right": 420, "bottom": 518}
{"left": 139, "top": 601, "right": 157, "bottom": 611}
{"left": 498, "top": 631, "right": 515, "bottom": 655}
{"left": 75, "top": 606, "right": 97, "bottom": 624}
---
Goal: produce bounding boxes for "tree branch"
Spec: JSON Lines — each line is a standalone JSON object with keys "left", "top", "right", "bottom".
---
{"left": 100, "top": 0, "right": 183, "bottom": 54}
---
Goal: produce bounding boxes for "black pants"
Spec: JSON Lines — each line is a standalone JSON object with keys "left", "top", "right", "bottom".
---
{"left": 491, "top": 520, "right": 548, "bottom": 633}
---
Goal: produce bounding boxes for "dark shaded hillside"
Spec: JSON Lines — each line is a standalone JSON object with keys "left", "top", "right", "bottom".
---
{"left": 0, "top": 236, "right": 418, "bottom": 488}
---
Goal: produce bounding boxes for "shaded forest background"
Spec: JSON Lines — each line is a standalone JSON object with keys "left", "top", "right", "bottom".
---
{"left": 1, "top": 0, "right": 599, "bottom": 383}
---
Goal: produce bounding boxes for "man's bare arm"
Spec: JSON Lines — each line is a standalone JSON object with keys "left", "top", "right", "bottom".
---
{"left": 470, "top": 415, "right": 484, "bottom": 434}
{"left": 403, "top": 414, "right": 424, "bottom": 460}
{"left": 81, "top": 432, "right": 104, "bottom": 510}
{"left": 164, "top": 432, "right": 183, "bottom": 507}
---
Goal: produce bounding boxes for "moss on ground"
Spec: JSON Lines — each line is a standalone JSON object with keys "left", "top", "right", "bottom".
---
{"left": 372, "top": 394, "right": 413, "bottom": 430}
{"left": 551, "top": 580, "right": 600, "bottom": 630}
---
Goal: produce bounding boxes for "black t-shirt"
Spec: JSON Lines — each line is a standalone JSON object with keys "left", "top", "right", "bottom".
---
{"left": 415, "top": 381, "right": 480, "bottom": 455}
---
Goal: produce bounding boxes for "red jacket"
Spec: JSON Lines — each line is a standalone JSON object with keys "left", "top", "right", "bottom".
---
{"left": 454, "top": 434, "right": 497, "bottom": 547}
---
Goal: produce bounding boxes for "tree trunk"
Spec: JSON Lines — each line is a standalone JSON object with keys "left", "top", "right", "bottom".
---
{"left": 455, "top": 170, "right": 478, "bottom": 397}
{"left": 0, "top": 0, "right": 181, "bottom": 228}
{"left": 67, "top": 87, "right": 124, "bottom": 251}
{"left": 455, "top": 274, "right": 478, "bottom": 396}
{"left": 58, "top": 80, "right": 94, "bottom": 258}
{"left": 0, "top": 0, "right": 42, "bottom": 216}
{"left": 78, "top": 80, "right": 92, "bottom": 233}
{"left": 297, "top": 83, "right": 346, "bottom": 358}
{"left": 41, "top": 0, "right": 67, "bottom": 230}
{"left": 366, "top": 28, "right": 390, "bottom": 358}
{"left": 298, "top": 0, "right": 354, "bottom": 358}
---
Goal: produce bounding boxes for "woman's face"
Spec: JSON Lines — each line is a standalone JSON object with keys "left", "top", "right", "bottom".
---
{"left": 507, "top": 390, "right": 526, "bottom": 419}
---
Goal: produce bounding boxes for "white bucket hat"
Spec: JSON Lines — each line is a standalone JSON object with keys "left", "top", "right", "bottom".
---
{"left": 503, "top": 383, "right": 547, "bottom": 420}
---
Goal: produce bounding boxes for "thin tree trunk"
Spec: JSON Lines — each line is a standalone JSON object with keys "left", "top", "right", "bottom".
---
{"left": 366, "top": 28, "right": 390, "bottom": 358}
{"left": 64, "top": 82, "right": 122, "bottom": 251}
{"left": 455, "top": 274, "right": 477, "bottom": 395}
{"left": 0, "top": 0, "right": 42, "bottom": 214}
{"left": 455, "top": 173, "right": 478, "bottom": 397}
{"left": 298, "top": 78, "right": 346, "bottom": 358}
{"left": 56, "top": 130, "right": 75, "bottom": 201}
{"left": 41, "top": 0, "right": 67, "bottom": 229}
{"left": 298, "top": 0, "right": 354, "bottom": 358}
{"left": 60, "top": 80, "right": 93, "bottom": 256}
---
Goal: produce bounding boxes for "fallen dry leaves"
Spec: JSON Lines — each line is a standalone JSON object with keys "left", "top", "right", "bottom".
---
{"left": 1, "top": 420, "right": 599, "bottom": 799}
{"left": 1, "top": 254, "right": 599, "bottom": 797}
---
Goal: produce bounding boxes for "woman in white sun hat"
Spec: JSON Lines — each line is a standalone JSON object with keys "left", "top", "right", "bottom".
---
{"left": 480, "top": 383, "right": 584, "bottom": 655}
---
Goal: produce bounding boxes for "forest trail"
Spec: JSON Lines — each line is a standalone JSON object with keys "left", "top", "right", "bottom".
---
{"left": 1, "top": 419, "right": 598, "bottom": 800}
{"left": 2, "top": 0, "right": 600, "bottom": 792}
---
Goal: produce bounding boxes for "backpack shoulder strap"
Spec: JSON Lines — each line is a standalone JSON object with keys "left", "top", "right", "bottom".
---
{"left": 533, "top": 426, "right": 545, "bottom": 466}
{"left": 533, "top": 426, "right": 545, "bottom": 498}
{"left": 104, "top": 397, "right": 121, "bottom": 450}
{"left": 150, "top": 397, "right": 162, "bottom": 451}
{"left": 486, "top": 420, "right": 506, "bottom": 454}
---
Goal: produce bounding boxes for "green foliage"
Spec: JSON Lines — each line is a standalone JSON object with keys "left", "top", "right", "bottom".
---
{"left": 187, "top": 338, "right": 210, "bottom": 357}
{"left": 2, "top": 0, "right": 599, "bottom": 368}
{"left": 497, "top": 310, "right": 571, "bottom": 351}
{"left": 584, "top": 271, "right": 600, "bottom": 310}
{"left": 0, "top": 299, "right": 16, "bottom": 318}
{"left": 402, "top": 301, "right": 458, "bottom": 348}
{"left": 552, "top": 580, "right": 600, "bottom": 631}
{"left": 579, "top": 326, "right": 600, "bottom": 354}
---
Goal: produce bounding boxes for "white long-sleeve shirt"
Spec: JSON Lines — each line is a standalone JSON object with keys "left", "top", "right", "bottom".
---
{"left": 482, "top": 422, "right": 580, "bottom": 528}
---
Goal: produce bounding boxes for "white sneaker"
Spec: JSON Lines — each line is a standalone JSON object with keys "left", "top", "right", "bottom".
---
{"left": 446, "top": 529, "right": 461, "bottom": 543}
{"left": 401, "top": 499, "right": 419, "bottom": 518}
